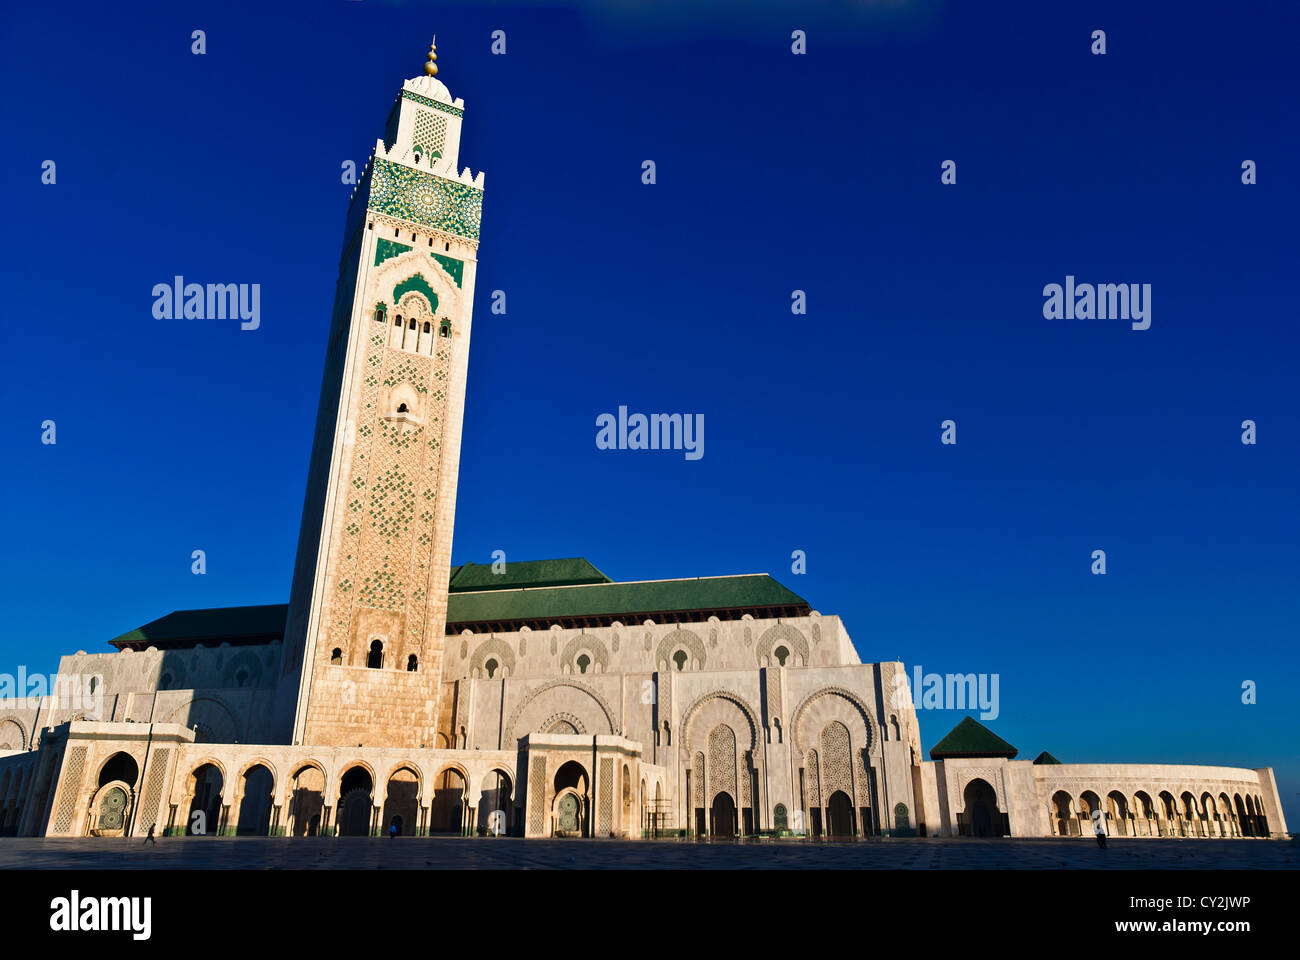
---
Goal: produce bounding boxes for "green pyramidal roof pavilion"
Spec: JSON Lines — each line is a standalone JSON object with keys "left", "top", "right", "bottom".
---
{"left": 1033, "top": 750, "right": 1061, "bottom": 765}
{"left": 929, "top": 717, "right": 1019, "bottom": 760}
{"left": 108, "top": 559, "right": 811, "bottom": 650}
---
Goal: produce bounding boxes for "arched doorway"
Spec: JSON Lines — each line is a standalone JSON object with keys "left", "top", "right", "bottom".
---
{"left": 289, "top": 764, "right": 324, "bottom": 837}
{"left": 552, "top": 761, "right": 588, "bottom": 837}
{"left": 337, "top": 766, "right": 374, "bottom": 837}
{"left": 826, "top": 790, "right": 855, "bottom": 837}
{"left": 99, "top": 752, "right": 139, "bottom": 791}
{"left": 236, "top": 765, "right": 274, "bottom": 836}
{"left": 1134, "top": 791, "right": 1156, "bottom": 836}
{"left": 1050, "top": 790, "right": 1074, "bottom": 835}
{"left": 477, "top": 769, "right": 512, "bottom": 836}
{"left": 186, "top": 763, "right": 224, "bottom": 836}
{"left": 1106, "top": 791, "right": 1129, "bottom": 836}
{"left": 92, "top": 752, "right": 140, "bottom": 837}
{"left": 382, "top": 767, "right": 419, "bottom": 837}
{"left": 1078, "top": 790, "right": 1102, "bottom": 836}
{"left": 429, "top": 767, "right": 467, "bottom": 834}
{"left": 710, "top": 792, "right": 737, "bottom": 838}
{"left": 962, "top": 778, "right": 1001, "bottom": 837}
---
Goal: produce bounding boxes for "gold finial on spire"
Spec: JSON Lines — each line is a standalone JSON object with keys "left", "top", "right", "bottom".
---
{"left": 423, "top": 36, "right": 438, "bottom": 77}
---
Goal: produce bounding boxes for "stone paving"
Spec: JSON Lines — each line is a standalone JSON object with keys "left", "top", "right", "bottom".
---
{"left": 0, "top": 836, "right": 1294, "bottom": 870}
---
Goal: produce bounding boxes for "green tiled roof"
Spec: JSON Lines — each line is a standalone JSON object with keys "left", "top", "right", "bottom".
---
{"left": 445, "top": 573, "right": 808, "bottom": 627}
{"left": 448, "top": 557, "right": 611, "bottom": 592}
{"left": 929, "top": 717, "right": 1018, "bottom": 760}
{"left": 110, "top": 604, "right": 287, "bottom": 650}
{"left": 1033, "top": 751, "right": 1061, "bottom": 765}
{"left": 107, "top": 561, "right": 810, "bottom": 650}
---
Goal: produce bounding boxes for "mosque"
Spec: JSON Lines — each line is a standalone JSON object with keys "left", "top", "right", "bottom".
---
{"left": 0, "top": 42, "right": 1286, "bottom": 845}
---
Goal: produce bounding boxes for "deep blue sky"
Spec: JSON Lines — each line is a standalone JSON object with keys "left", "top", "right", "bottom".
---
{"left": 3, "top": 1, "right": 1297, "bottom": 826}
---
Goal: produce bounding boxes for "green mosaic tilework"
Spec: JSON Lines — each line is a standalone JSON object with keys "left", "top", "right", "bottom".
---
{"left": 375, "top": 240, "right": 461, "bottom": 288}
{"left": 369, "top": 158, "right": 482, "bottom": 240}
{"left": 384, "top": 356, "right": 428, "bottom": 393}
{"left": 401, "top": 89, "right": 464, "bottom": 118}
{"left": 369, "top": 467, "right": 416, "bottom": 544}
{"left": 432, "top": 253, "right": 463, "bottom": 287}
{"left": 413, "top": 109, "right": 447, "bottom": 159}
{"left": 381, "top": 419, "right": 421, "bottom": 451}
{"left": 358, "top": 567, "right": 404, "bottom": 610}
{"left": 375, "top": 238, "right": 413, "bottom": 266}
{"left": 392, "top": 274, "right": 439, "bottom": 313}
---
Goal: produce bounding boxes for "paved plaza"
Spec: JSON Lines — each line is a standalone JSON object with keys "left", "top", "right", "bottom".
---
{"left": 0, "top": 836, "right": 1294, "bottom": 870}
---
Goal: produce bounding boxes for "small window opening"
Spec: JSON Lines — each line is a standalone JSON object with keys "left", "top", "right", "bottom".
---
{"left": 368, "top": 639, "right": 383, "bottom": 669}
{"left": 407, "top": 654, "right": 418, "bottom": 672}
{"left": 485, "top": 658, "right": 498, "bottom": 679}
{"left": 672, "top": 650, "right": 688, "bottom": 671}
{"left": 577, "top": 654, "right": 591, "bottom": 675}
{"left": 331, "top": 648, "right": 343, "bottom": 665}
{"left": 774, "top": 645, "right": 790, "bottom": 666}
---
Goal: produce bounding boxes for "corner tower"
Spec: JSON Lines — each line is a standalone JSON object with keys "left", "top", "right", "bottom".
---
{"left": 274, "top": 39, "right": 485, "bottom": 747}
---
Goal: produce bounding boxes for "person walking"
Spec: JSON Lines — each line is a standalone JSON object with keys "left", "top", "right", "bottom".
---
{"left": 144, "top": 823, "right": 157, "bottom": 845}
{"left": 1092, "top": 811, "right": 1107, "bottom": 849}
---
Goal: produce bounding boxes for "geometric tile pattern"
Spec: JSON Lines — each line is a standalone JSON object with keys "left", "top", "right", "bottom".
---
{"left": 820, "top": 721, "right": 854, "bottom": 800}
{"left": 52, "top": 746, "right": 87, "bottom": 834}
{"left": 401, "top": 89, "right": 464, "bottom": 118}
{"left": 369, "top": 158, "right": 483, "bottom": 240}
{"left": 413, "top": 109, "right": 447, "bottom": 159}
{"left": 707, "top": 724, "right": 737, "bottom": 804}
{"left": 598, "top": 758, "right": 613, "bottom": 834}
{"left": 527, "top": 757, "right": 546, "bottom": 836}
{"left": 329, "top": 307, "right": 451, "bottom": 650}
{"left": 139, "top": 747, "right": 171, "bottom": 834}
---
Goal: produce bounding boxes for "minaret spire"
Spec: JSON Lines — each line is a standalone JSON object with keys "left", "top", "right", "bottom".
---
{"left": 423, "top": 35, "right": 438, "bottom": 77}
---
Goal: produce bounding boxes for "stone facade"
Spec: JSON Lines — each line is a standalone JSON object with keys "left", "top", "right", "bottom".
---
{"left": 920, "top": 757, "right": 1286, "bottom": 841}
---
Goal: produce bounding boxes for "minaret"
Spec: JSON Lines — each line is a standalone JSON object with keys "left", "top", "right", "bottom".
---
{"left": 274, "top": 38, "right": 485, "bottom": 747}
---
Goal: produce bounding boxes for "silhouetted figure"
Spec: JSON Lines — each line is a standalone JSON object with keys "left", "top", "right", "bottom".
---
{"left": 1093, "top": 816, "right": 1107, "bottom": 848}
{"left": 389, "top": 822, "right": 397, "bottom": 839}
{"left": 144, "top": 824, "right": 156, "bottom": 845}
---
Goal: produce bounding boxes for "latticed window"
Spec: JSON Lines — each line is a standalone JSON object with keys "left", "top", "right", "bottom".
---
{"left": 439, "top": 319, "right": 451, "bottom": 338}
